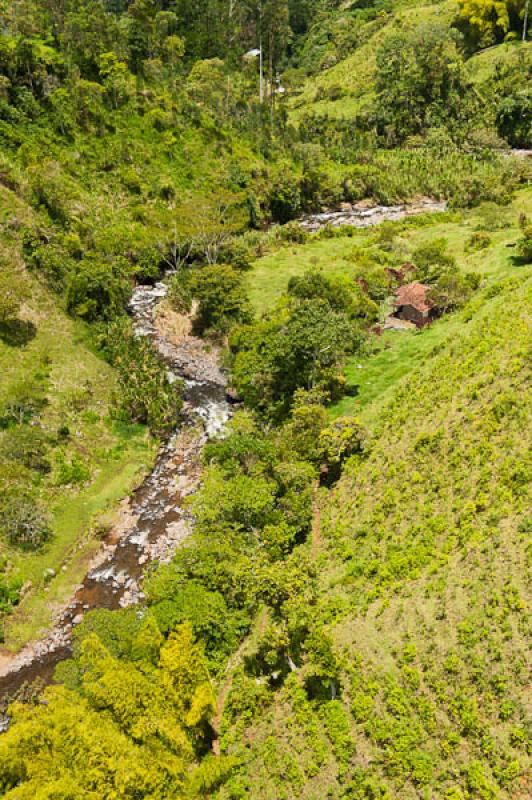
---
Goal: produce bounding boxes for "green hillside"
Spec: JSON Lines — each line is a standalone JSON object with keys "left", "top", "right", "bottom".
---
{"left": 289, "top": 1, "right": 456, "bottom": 122}
{"left": 288, "top": 1, "right": 531, "bottom": 124}
{"left": 217, "top": 270, "right": 531, "bottom": 800}
{"left": 0, "top": 1, "right": 531, "bottom": 798}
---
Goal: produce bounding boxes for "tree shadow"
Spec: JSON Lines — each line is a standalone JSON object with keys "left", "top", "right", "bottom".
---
{"left": 344, "top": 383, "right": 360, "bottom": 398}
{"left": 510, "top": 255, "right": 532, "bottom": 267}
{"left": 0, "top": 319, "right": 37, "bottom": 347}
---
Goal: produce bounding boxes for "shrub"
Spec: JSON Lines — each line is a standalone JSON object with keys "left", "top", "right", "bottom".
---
{"left": 186, "top": 264, "right": 253, "bottom": 336}
{"left": 66, "top": 258, "right": 131, "bottom": 321}
{"left": 277, "top": 221, "right": 308, "bottom": 244}
{"left": 268, "top": 174, "right": 302, "bottom": 224}
{"left": 133, "top": 247, "right": 162, "bottom": 283}
{"left": 282, "top": 394, "right": 329, "bottom": 465}
{"left": 167, "top": 269, "right": 194, "bottom": 314}
{"left": 323, "top": 700, "right": 355, "bottom": 769}
{"left": 0, "top": 380, "right": 48, "bottom": 427}
{"left": 0, "top": 575, "right": 22, "bottom": 616}
{"left": 0, "top": 489, "right": 51, "bottom": 550}
{"left": 104, "top": 319, "right": 183, "bottom": 435}
{"left": 496, "top": 89, "right": 532, "bottom": 148}
{"left": 516, "top": 216, "right": 532, "bottom": 263}
{"left": 466, "top": 232, "right": 491, "bottom": 252}
{"left": 319, "top": 417, "right": 368, "bottom": 482}
{"left": 0, "top": 426, "right": 50, "bottom": 473}
{"left": 54, "top": 452, "right": 91, "bottom": 486}
{"left": 429, "top": 271, "right": 480, "bottom": 313}
{"left": 22, "top": 237, "right": 75, "bottom": 293}
{"left": 411, "top": 238, "right": 456, "bottom": 283}
{"left": 26, "top": 161, "right": 79, "bottom": 224}
{"left": 219, "top": 237, "right": 255, "bottom": 271}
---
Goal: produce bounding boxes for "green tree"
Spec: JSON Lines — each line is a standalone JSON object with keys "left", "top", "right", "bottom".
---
{"left": 411, "top": 238, "right": 457, "bottom": 283}
{"left": 319, "top": 415, "right": 368, "bottom": 482}
{"left": 0, "top": 482, "right": 50, "bottom": 550}
{"left": 375, "top": 24, "right": 470, "bottom": 144}
{"left": 457, "top": 0, "right": 528, "bottom": 48}
{"left": 0, "top": 624, "right": 215, "bottom": 798}
{"left": 496, "top": 89, "right": 532, "bottom": 148}
{"left": 0, "top": 426, "right": 50, "bottom": 473}
{"left": 65, "top": 257, "right": 131, "bottom": 321}
{"left": 48, "top": 86, "right": 75, "bottom": 135}
{"left": 98, "top": 51, "right": 134, "bottom": 108}
{"left": 188, "top": 264, "right": 253, "bottom": 335}
{"left": 281, "top": 390, "right": 328, "bottom": 464}
{"left": 62, "top": 0, "right": 123, "bottom": 79}
{"left": 231, "top": 296, "right": 360, "bottom": 417}
{"left": 127, "top": 0, "right": 180, "bottom": 73}
{"left": 516, "top": 214, "right": 532, "bottom": 262}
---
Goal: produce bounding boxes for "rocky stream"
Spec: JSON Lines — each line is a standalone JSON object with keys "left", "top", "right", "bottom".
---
{"left": 0, "top": 282, "right": 231, "bottom": 725}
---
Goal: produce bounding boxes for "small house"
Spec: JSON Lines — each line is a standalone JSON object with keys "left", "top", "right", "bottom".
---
{"left": 393, "top": 282, "right": 436, "bottom": 328}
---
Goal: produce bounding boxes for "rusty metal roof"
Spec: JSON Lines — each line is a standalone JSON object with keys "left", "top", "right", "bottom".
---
{"left": 394, "top": 282, "right": 434, "bottom": 313}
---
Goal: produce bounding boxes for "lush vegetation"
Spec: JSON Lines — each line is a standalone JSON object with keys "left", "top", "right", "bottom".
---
{"left": 0, "top": 621, "right": 226, "bottom": 798}
{"left": 0, "top": 0, "right": 530, "bottom": 798}
{"left": 216, "top": 270, "right": 532, "bottom": 800}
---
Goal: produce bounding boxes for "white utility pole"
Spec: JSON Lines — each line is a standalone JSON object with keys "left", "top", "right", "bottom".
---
{"left": 259, "top": 1, "right": 264, "bottom": 103}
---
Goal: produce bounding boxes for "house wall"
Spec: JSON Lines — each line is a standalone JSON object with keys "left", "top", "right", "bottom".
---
{"left": 397, "top": 305, "right": 431, "bottom": 328}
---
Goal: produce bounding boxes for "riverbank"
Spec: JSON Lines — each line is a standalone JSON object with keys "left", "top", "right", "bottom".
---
{"left": 0, "top": 440, "right": 156, "bottom": 654}
{"left": 0, "top": 253, "right": 158, "bottom": 654}
{"left": 0, "top": 284, "right": 230, "bottom": 705}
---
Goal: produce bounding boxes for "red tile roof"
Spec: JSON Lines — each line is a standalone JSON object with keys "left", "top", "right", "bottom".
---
{"left": 394, "top": 282, "right": 434, "bottom": 313}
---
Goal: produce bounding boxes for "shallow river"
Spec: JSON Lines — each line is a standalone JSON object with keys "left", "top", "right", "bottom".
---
{"left": 0, "top": 283, "right": 230, "bottom": 720}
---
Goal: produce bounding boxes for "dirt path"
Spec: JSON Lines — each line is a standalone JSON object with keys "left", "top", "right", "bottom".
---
{"left": 211, "top": 608, "right": 268, "bottom": 755}
{"left": 311, "top": 486, "right": 323, "bottom": 561}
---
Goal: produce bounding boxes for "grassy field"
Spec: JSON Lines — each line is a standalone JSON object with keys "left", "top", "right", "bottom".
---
{"left": 246, "top": 189, "right": 532, "bottom": 423}
{"left": 247, "top": 190, "right": 532, "bottom": 312}
{"left": 330, "top": 315, "right": 464, "bottom": 421}
{"left": 467, "top": 40, "right": 532, "bottom": 83}
{"left": 246, "top": 233, "right": 364, "bottom": 312}
{"left": 0, "top": 238, "right": 156, "bottom": 650}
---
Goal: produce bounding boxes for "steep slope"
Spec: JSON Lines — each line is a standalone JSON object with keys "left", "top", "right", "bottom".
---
{"left": 218, "top": 272, "right": 531, "bottom": 799}
{"left": 289, "top": 1, "right": 457, "bottom": 122}
{"left": 288, "top": 1, "right": 531, "bottom": 125}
